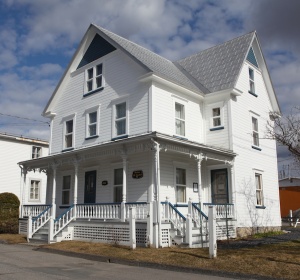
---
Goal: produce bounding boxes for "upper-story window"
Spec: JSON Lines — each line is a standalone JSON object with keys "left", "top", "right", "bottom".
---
{"left": 212, "top": 107, "right": 221, "bottom": 127}
{"left": 115, "top": 102, "right": 127, "bottom": 137}
{"left": 249, "top": 68, "right": 256, "bottom": 95}
{"left": 255, "top": 173, "right": 263, "bottom": 206}
{"left": 252, "top": 117, "right": 259, "bottom": 147}
{"left": 85, "top": 63, "right": 103, "bottom": 94}
{"left": 209, "top": 103, "right": 224, "bottom": 131}
{"left": 175, "top": 102, "right": 185, "bottom": 136}
{"left": 64, "top": 119, "right": 74, "bottom": 149}
{"left": 32, "top": 146, "right": 41, "bottom": 159}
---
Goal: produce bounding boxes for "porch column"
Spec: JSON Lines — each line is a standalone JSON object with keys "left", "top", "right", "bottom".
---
{"left": 196, "top": 154, "right": 204, "bottom": 208}
{"left": 121, "top": 152, "right": 127, "bottom": 222}
{"left": 229, "top": 161, "right": 236, "bottom": 219}
{"left": 51, "top": 163, "right": 58, "bottom": 219}
{"left": 73, "top": 161, "right": 79, "bottom": 219}
{"left": 20, "top": 166, "right": 27, "bottom": 218}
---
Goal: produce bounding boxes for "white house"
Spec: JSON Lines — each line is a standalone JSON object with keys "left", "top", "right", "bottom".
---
{"left": 18, "top": 24, "right": 281, "bottom": 247}
{"left": 0, "top": 132, "right": 48, "bottom": 205}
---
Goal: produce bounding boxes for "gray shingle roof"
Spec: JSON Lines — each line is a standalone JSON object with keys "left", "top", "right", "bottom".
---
{"left": 176, "top": 32, "right": 255, "bottom": 93}
{"left": 96, "top": 25, "right": 255, "bottom": 94}
{"left": 96, "top": 25, "right": 202, "bottom": 93}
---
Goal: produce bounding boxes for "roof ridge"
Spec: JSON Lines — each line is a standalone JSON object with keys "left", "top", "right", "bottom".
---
{"left": 176, "top": 31, "right": 256, "bottom": 62}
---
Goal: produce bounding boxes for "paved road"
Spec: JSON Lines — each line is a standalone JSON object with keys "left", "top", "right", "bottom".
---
{"left": 0, "top": 243, "right": 244, "bottom": 280}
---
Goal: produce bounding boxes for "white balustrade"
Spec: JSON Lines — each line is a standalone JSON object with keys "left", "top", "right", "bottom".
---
{"left": 53, "top": 206, "right": 75, "bottom": 236}
{"left": 32, "top": 206, "right": 52, "bottom": 235}
{"left": 125, "top": 203, "right": 147, "bottom": 220}
{"left": 22, "top": 205, "right": 51, "bottom": 217}
{"left": 203, "top": 203, "right": 235, "bottom": 219}
{"left": 76, "top": 204, "right": 121, "bottom": 220}
{"left": 162, "top": 202, "right": 186, "bottom": 234}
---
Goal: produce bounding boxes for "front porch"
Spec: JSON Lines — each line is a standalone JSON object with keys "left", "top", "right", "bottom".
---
{"left": 18, "top": 132, "right": 237, "bottom": 247}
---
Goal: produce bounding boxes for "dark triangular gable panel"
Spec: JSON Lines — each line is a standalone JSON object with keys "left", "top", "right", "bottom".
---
{"left": 77, "top": 34, "right": 116, "bottom": 69}
{"left": 246, "top": 47, "right": 259, "bottom": 68}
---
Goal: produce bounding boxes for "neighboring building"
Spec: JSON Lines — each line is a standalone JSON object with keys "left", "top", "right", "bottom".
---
{"left": 279, "top": 177, "right": 300, "bottom": 217}
{"left": 0, "top": 133, "right": 48, "bottom": 205}
{"left": 18, "top": 24, "right": 281, "bottom": 247}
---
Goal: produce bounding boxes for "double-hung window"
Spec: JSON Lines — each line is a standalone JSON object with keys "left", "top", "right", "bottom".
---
{"left": 212, "top": 107, "right": 221, "bottom": 127}
{"left": 255, "top": 173, "right": 263, "bottom": 206}
{"left": 32, "top": 146, "right": 41, "bottom": 159}
{"left": 29, "top": 180, "right": 40, "bottom": 201}
{"left": 176, "top": 168, "right": 186, "bottom": 203}
{"left": 85, "top": 63, "right": 103, "bottom": 94}
{"left": 63, "top": 116, "right": 75, "bottom": 150}
{"left": 114, "top": 168, "right": 123, "bottom": 203}
{"left": 175, "top": 102, "right": 185, "bottom": 136}
{"left": 252, "top": 117, "right": 259, "bottom": 147}
{"left": 249, "top": 68, "right": 255, "bottom": 95}
{"left": 86, "top": 111, "right": 98, "bottom": 138}
{"left": 115, "top": 102, "right": 127, "bottom": 137}
{"left": 62, "top": 175, "right": 71, "bottom": 205}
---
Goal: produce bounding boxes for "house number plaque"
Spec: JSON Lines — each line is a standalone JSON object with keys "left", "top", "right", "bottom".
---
{"left": 102, "top": 180, "right": 108, "bottom": 186}
{"left": 132, "top": 170, "right": 143, "bottom": 179}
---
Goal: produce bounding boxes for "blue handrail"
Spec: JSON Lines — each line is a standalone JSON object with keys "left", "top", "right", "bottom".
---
{"left": 192, "top": 203, "right": 208, "bottom": 220}
{"left": 168, "top": 202, "right": 186, "bottom": 221}
{"left": 203, "top": 203, "right": 234, "bottom": 206}
{"left": 54, "top": 205, "right": 74, "bottom": 222}
{"left": 24, "top": 204, "right": 51, "bottom": 207}
{"left": 125, "top": 202, "right": 147, "bottom": 205}
{"left": 32, "top": 205, "right": 52, "bottom": 222}
{"left": 76, "top": 203, "right": 121, "bottom": 206}
{"left": 174, "top": 203, "right": 188, "bottom": 207}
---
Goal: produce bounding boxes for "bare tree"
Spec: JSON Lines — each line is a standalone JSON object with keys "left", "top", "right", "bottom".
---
{"left": 267, "top": 107, "right": 300, "bottom": 164}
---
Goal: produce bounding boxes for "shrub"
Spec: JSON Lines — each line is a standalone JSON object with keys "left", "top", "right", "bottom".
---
{"left": 0, "top": 193, "right": 20, "bottom": 234}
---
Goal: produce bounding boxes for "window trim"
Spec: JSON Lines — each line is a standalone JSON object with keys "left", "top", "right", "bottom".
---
{"left": 248, "top": 67, "right": 257, "bottom": 97}
{"left": 62, "top": 175, "right": 72, "bottom": 206}
{"left": 28, "top": 179, "right": 41, "bottom": 202}
{"left": 251, "top": 116, "right": 260, "bottom": 149}
{"left": 85, "top": 105, "right": 100, "bottom": 139}
{"left": 174, "top": 165, "right": 187, "bottom": 203}
{"left": 112, "top": 100, "right": 129, "bottom": 139}
{"left": 113, "top": 167, "right": 123, "bottom": 203}
{"left": 208, "top": 102, "right": 224, "bottom": 131}
{"left": 84, "top": 63, "right": 104, "bottom": 96}
{"left": 32, "top": 146, "right": 42, "bottom": 159}
{"left": 254, "top": 172, "right": 264, "bottom": 207}
{"left": 62, "top": 114, "right": 76, "bottom": 151}
{"left": 174, "top": 102, "right": 186, "bottom": 137}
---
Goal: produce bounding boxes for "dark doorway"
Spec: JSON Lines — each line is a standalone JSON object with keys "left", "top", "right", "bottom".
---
{"left": 211, "top": 169, "right": 229, "bottom": 204}
{"left": 84, "top": 170, "right": 97, "bottom": 203}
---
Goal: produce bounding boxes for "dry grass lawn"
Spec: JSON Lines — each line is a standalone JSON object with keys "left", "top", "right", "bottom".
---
{"left": 0, "top": 234, "right": 27, "bottom": 244}
{"left": 42, "top": 240, "right": 300, "bottom": 280}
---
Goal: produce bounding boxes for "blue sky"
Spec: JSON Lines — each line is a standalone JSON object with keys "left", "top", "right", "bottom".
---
{"left": 0, "top": 0, "right": 299, "bottom": 174}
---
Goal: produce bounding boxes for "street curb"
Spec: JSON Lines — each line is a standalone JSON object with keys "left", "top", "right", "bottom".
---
{"left": 35, "top": 246, "right": 278, "bottom": 280}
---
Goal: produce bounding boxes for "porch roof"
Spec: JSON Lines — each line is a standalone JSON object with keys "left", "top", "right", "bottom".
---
{"left": 18, "top": 131, "right": 236, "bottom": 169}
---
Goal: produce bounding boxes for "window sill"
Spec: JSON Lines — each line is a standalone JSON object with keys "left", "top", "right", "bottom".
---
{"left": 173, "top": 135, "right": 188, "bottom": 141}
{"left": 256, "top": 205, "right": 266, "bottom": 209}
{"left": 62, "top": 147, "right": 74, "bottom": 152}
{"left": 112, "top": 135, "right": 128, "bottom": 141}
{"left": 83, "top": 87, "right": 104, "bottom": 97}
{"left": 248, "top": 90, "right": 258, "bottom": 97}
{"left": 210, "top": 126, "right": 224, "bottom": 131}
{"left": 85, "top": 135, "right": 99, "bottom": 140}
{"left": 252, "top": 145, "right": 262, "bottom": 151}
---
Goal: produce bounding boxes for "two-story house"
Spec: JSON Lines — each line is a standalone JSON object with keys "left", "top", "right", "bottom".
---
{"left": 18, "top": 24, "right": 281, "bottom": 247}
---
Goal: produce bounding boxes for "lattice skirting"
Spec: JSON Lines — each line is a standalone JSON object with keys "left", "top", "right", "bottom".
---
{"left": 216, "top": 219, "right": 237, "bottom": 240}
{"left": 19, "top": 218, "right": 28, "bottom": 235}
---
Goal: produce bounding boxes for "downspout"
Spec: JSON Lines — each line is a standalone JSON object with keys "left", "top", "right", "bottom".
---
{"left": 151, "top": 138, "right": 161, "bottom": 247}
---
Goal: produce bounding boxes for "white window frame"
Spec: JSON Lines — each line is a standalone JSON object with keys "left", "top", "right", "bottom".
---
{"left": 208, "top": 102, "right": 224, "bottom": 130}
{"left": 252, "top": 116, "right": 259, "bottom": 147}
{"left": 113, "top": 101, "right": 128, "bottom": 138}
{"left": 175, "top": 167, "right": 187, "bottom": 203}
{"left": 85, "top": 105, "right": 100, "bottom": 139}
{"left": 32, "top": 146, "right": 42, "bottom": 159}
{"left": 29, "top": 179, "right": 41, "bottom": 202}
{"left": 62, "top": 175, "right": 72, "bottom": 205}
{"left": 174, "top": 102, "right": 186, "bottom": 137}
{"left": 84, "top": 63, "right": 104, "bottom": 94}
{"left": 62, "top": 114, "right": 76, "bottom": 150}
{"left": 255, "top": 173, "right": 264, "bottom": 206}
{"left": 249, "top": 67, "right": 255, "bottom": 94}
{"left": 113, "top": 167, "right": 123, "bottom": 203}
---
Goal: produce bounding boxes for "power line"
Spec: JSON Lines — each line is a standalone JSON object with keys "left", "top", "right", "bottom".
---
{"left": 0, "top": 112, "right": 49, "bottom": 125}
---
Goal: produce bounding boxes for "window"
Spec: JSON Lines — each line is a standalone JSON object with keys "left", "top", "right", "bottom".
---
{"left": 62, "top": 175, "right": 71, "bottom": 205}
{"left": 85, "top": 63, "right": 103, "bottom": 94}
{"left": 249, "top": 68, "right": 255, "bottom": 94}
{"left": 252, "top": 117, "right": 259, "bottom": 147}
{"left": 32, "top": 146, "right": 41, "bottom": 159}
{"left": 86, "top": 111, "right": 98, "bottom": 138}
{"left": 114, "top": 168, "right": 123, "bottom": 203}
{"left": 212, "top": 107, "right": 221, "bottom": 127}
{"left": 175, "top": 102, "right": 185, "bottom": 136}
{"left": 115, "top": 102, "right": 127, "bottom": 136}
{"left": 64, "top": 119, "right": 74, "bottom": 149}
{"left": 29, "top": 180, "right": 40, "bottom": 201}
{"left": 176, "top": 168, "right": 186, "bottom": 203}
{"left": 255, "top": 173, "right": 263, "bottom": 206}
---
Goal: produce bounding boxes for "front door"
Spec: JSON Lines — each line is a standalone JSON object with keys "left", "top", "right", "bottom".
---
{"left": 211, "top": 169, "right": 228, "bottom": 204}
{"left": 84, "top": 170, "right": 97, "bottom": 203}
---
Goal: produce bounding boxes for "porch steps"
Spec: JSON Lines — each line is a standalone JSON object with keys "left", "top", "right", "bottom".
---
{"left": 29, "top": 224, "right": 49, "bottom": 243}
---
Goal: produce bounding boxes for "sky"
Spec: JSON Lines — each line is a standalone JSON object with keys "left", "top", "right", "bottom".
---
{"left": 0, "top": 0, "right": 299, "bottom": 174}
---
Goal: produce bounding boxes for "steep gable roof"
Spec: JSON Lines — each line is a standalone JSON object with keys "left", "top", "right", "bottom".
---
{"left": 176, "top": 32, "right": 255, "bottom": 93}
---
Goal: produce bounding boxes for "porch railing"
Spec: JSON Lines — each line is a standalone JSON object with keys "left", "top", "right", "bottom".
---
{"left": 125, "top": 202, "right": 148, "bottom": 220}
{"left": 53, "top": 205, "right": 75, "bottom": 236}
{"left": 161, "top": 202, "right": 186, "bottom": 234}
{"left": 31, "top": 205, "right": 52, "bottom": 235}
{"left": 203, "top": 203, "right": 235, "bottom": 219}
{"left": 76, "top": 203, "right": 121, "bottom": 220}
{"left": 22, "top": 204, "right": 51, "bottom": 218}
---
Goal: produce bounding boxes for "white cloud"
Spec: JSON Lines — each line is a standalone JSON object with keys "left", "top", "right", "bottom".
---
{"left": 19, "top": 63, "right": 63, "bottom": 79}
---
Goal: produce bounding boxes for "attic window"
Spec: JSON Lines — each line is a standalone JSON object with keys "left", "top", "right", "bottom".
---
{"left": 84, "top": 63, "right": 104, "bottom": 96}
{"left": 246, "top": 47, "right": 259, "bottom": 68}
